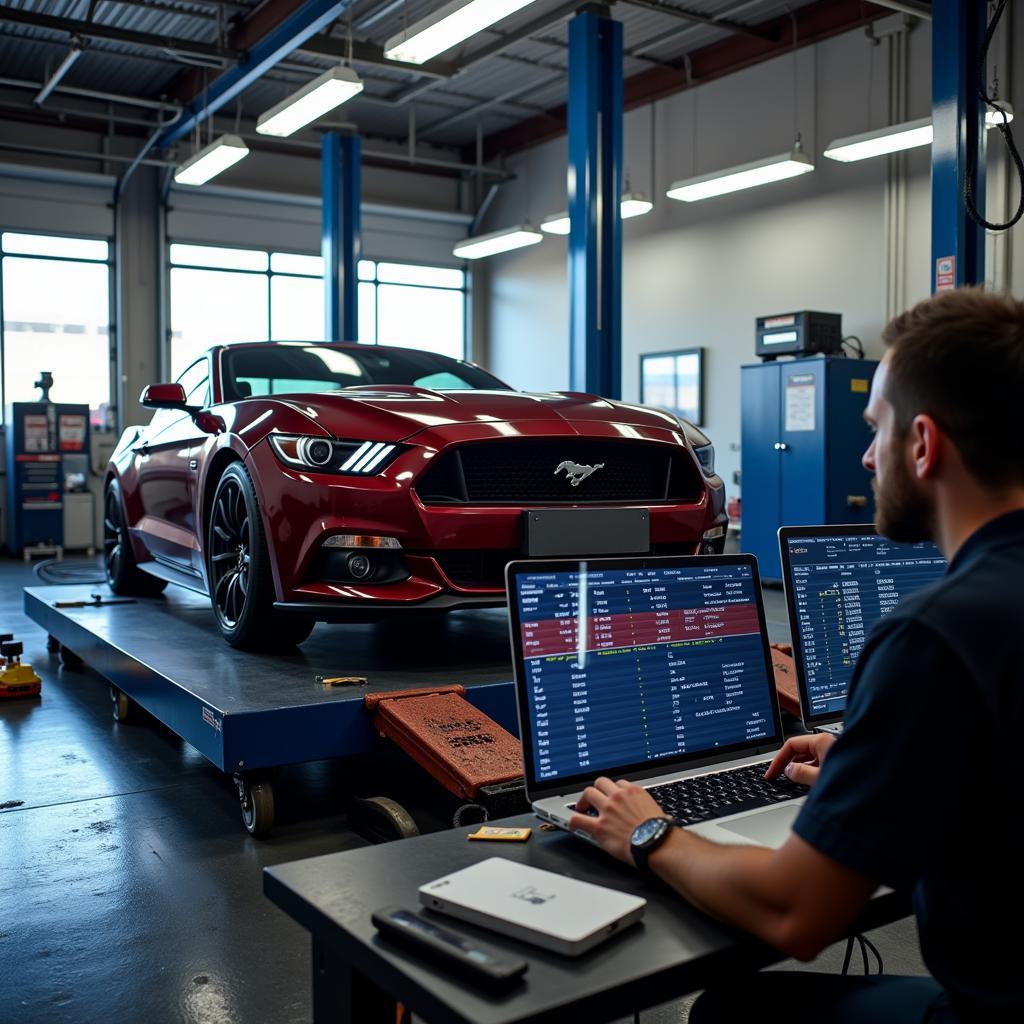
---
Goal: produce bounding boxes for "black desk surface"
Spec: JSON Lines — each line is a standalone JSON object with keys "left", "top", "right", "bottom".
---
{"left": 264, "top": 813, "right": 911, "bottom": 1024}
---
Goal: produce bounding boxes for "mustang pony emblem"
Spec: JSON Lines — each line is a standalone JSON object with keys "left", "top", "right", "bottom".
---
{"left": 554, "top": 461, "right": 605, "bottom": 487}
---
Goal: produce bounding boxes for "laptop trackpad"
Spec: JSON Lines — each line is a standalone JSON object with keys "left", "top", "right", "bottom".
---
{"left": 716, "top": 804, "right": 801, "bottom": 844}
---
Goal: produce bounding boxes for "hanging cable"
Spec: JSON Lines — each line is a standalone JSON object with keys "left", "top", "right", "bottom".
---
{"left": 964, "top": 0, "right": 1024, "bottom": 231}
{"left": 842, "top": 334, "right": 865, "bottom": 358}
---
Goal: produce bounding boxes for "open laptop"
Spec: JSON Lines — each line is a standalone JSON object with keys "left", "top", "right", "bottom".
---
{"left": 779, "top": 525, "right": 947, "bottom": 734}
{"left": 505, "top": 554, "right": 808, "bottom": 850}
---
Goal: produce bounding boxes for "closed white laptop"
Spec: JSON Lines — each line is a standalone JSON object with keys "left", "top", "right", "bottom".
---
{"left": 419, "top": 857, "right": 646, "bottom": 957}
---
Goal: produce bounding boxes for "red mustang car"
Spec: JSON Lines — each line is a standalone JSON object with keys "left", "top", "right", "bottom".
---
{"left": 104, "top": 342, "right": 726, "bottom": 648}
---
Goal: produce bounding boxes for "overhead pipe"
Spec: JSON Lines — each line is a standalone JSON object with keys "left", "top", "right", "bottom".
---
{"left": 0, "top": 75, "right": 182, "bottom": 112}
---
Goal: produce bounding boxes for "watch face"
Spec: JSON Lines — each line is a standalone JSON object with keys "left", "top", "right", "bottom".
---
{"left": 631, "top": 817, "right": 667, "bottom": 848}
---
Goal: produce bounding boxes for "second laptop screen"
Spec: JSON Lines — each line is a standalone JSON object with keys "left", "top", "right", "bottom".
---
{"left": 785, "top": 534, "right": 947, "bottom": 719}
{"left": 514, "top": 562, "right": 777, "bottom": 784}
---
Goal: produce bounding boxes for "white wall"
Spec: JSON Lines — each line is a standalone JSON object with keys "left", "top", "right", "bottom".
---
{"left": 483, "top": 13, "right": 1024, "bottom": 496}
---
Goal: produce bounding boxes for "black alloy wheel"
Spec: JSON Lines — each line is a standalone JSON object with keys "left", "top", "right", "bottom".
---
{"left": 103, "top": 478, "right": 166, "bottom": 596}
{"left": 207, "top": 463, "right": 314, "bottom": 650}
{"left": 103, "top": 486, "right": 125, "bottom": 584}
{"left": 209, "top": 475, "right": 252, "bottom": 631}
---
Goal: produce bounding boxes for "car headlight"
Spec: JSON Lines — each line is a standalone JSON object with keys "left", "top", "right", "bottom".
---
{"left": 268, "top": 434, "right": 401, "bottom": 475}
{"left": 693, "top": 442, "right": 715, "bottom": 477}
{"left": 676, "top": 419, "right": 716, "bottom": 478}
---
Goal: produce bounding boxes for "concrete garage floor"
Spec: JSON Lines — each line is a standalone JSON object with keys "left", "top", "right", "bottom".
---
{"left": 0, "top": 559, "right": 927, "bottom": 1024}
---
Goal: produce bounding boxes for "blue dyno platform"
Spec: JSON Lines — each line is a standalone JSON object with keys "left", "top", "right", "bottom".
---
{"left": 25, "top": 585, "right": 518, "bottom": 775}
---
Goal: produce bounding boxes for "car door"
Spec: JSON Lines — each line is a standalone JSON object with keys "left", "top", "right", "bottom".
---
{"left": 134, "top": 357, "right": 211, "bottom": 571}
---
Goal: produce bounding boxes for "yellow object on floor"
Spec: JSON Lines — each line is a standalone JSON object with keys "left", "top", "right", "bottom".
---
{"left": 0, "top": 638, "right": 41, "bottom": 700}
{"left": 0, "top": 660, "right": 42, "bottom": 700}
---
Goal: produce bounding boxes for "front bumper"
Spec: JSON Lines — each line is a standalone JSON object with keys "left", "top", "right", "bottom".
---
{"left": 245, "top": 430, "right": 727, "bottom": 608}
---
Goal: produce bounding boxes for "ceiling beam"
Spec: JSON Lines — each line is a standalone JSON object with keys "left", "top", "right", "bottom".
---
{"left": 618, "top": 0, "right": 778, "bottom": 42}
{"left": 156, "top": 0, "right": 354, "bottom": 147}
{"left": 474, "top": 0, "right": 896, "bottom": 161}
{"left": 0, "top": 5, "right": 230, "bottom": 61}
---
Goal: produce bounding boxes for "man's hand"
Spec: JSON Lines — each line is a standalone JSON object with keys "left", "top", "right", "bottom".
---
{"left": 568, "top": 777, "right": 665, "bottom": 864}
{"left": 765, "top": 734, "right": 836, "bottom": 787}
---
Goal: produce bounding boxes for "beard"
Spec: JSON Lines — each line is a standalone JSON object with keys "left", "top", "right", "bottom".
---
{"left": 873, "top": 437, "right": 935, "bottom": 543}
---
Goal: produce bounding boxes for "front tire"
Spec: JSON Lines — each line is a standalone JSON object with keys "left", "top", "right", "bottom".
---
{"left": 104, "top": 478, "right": 167, "bottom": 597}
{"left": 207, "top": 462, "right": 314, "bottom": 650}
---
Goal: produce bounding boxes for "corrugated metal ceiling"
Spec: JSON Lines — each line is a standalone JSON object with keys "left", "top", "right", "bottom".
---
{"left": 0, "top": 0, "right": 831, "bottom": 152}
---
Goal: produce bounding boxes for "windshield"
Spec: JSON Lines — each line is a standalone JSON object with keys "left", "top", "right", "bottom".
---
{"left": 221, "top": 344, "right": 511, "bottom": 401}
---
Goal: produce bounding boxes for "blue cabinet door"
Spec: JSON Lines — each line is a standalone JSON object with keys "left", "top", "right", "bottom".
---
{"left": 779, "top": 360, "right": 826, "bottom": 537}
{"left": 740, "top": 364, "right": 782, "bottom": 578}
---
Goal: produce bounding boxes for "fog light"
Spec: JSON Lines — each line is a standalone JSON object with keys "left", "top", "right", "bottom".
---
{"left": 702, "top": 526, "right": 725, "bottom": 540}
{"left": 347, "top": 553, "right": 372, "bottom": 580}
{"left": 323, "top": 534, "right": 402, "bottom": 549}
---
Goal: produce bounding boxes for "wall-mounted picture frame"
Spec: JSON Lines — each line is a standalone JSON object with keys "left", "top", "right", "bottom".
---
{"left": 639, "top": 347, "right": 704, "bottom": 426}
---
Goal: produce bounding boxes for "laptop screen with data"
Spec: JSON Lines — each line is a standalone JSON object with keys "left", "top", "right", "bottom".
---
{"left": 506, "top": 556, "right": 783, "bottom": 795}
{"left": 780, "top": 527, "right": 947, "bottom": 725}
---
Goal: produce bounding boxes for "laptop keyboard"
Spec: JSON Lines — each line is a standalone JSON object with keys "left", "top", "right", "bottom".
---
{"left": 648, "top": 763, "right": 807, "bottom": 826}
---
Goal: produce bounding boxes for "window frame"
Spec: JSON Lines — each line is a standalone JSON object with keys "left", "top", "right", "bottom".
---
{"left": 0, "top": 229, "right": 115, "bottom": 427}
{"left": 357, "top": 259, "right": 467, "bottom": 357}
{"left": 165, "top": 242, "right": 468, "bottom": 374}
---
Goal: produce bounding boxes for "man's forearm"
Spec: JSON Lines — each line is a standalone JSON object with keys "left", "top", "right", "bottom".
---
{"left": 647, "top": 830, "right": 799, "bottom": 951}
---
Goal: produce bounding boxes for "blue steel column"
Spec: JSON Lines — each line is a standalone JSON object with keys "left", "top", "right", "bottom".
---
{"left": 931, "top": 0, "right": 986, "bottom": 290}
{"left": 322, "top": 132, "right": 361, "bottom": 341}
{"left": 568, "top": 9, "right": 623, "bottom": 398}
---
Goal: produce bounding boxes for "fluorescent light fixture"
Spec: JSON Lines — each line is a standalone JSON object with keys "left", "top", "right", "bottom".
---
{"left": 540, "top": 213, "right": 570, "bottom": 235}
{"left": 256, "top": 66, "right": 364, "bottom": 137}
{"left": 825, "top": 105, "right": 1013, "bottom": 164}
{"left": 541, "top": 193, "right": 654, "bottom": 235}
{"left": 666, "top": 148, "right": 814, "bottom": 202}
{"left": 173, "top": 134, "right": 249, "bottom": 186}
{"left": 986, "top": 102, "right": 1014, "bottom": 127}
{"left": 35, "top": 43, "right": 83, "bottom": 106}
{"left": 621, "top": 192, "right": 654, "bottom": 219}
{"left": 453, "top": 225, "right": 543, "bottom": 260}
{"left": 824, "top": 117, "right": 933, "bottom": 162}
{"left": 384, "top": 0, "right": 540, "bottom": 65}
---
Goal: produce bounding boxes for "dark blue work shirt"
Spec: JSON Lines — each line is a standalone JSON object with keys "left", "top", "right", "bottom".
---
{"left": 794, "top": 510, "right": 1024, "bottom": 1023}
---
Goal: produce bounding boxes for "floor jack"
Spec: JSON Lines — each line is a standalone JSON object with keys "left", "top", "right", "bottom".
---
{"left": 0, "top": 638, "right": 42, "bottom": 700}
{"left": 352, "top": 686, "right": 528, "bottom": 842}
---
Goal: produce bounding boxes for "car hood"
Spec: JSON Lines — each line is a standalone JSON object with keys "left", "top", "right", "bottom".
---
{"left": 275, "top": 386, "right": 684, "bottom": 442}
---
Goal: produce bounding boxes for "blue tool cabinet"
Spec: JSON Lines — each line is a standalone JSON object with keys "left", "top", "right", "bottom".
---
{"left": 740, "top": 357, "right": 878, "bottom": 579}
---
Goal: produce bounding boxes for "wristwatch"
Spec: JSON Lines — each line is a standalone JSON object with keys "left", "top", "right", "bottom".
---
{"left": 630, "top": 816, "right": 678, "bottom": 878}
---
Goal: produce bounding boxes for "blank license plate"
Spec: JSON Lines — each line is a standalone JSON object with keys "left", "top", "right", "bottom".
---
{"left": 523, "top": 508, "right": 650, "bottom": 558}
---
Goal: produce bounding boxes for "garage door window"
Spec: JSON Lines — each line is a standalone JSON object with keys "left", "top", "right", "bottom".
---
{"left": 168, "top": 244, "right": 466, "bottom": 378}
{"left": 0, "top": 231, "right": 112, "bottom": 426}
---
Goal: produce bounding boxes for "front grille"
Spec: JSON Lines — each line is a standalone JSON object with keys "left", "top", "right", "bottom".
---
{"left": 417, "top": 440, "right": 702, "bottom": 506}
{"left": 434, "top": 542, "right": 702, "bottom": 590}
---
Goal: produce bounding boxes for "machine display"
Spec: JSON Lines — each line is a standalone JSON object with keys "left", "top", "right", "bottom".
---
{"left": 105, "top": 342, "right": 726, "bottom": 649}
{"left": 780, "top": 526, "right": 947, "bottom": 726}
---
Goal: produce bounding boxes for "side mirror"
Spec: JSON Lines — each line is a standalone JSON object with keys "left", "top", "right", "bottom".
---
{"left": 141, "top": 382, "right": 188, "bottom": 410}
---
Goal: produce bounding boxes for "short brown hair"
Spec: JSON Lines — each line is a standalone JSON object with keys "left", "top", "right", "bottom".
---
{"left": 882, "top": 287, "right": 1024, "bottom": 489}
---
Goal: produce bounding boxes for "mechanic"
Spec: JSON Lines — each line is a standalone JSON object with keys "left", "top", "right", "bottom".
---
{"left": 570, "top": 288, "right": 1024, "bottom": 1024}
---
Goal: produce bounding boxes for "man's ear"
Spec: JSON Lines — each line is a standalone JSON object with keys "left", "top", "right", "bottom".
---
{"left": 911, "top": 414, "right": 942, "bottom": 480}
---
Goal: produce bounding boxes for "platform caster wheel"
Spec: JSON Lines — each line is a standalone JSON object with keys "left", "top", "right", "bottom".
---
{"left": 236, "top": 777, "right": 275, "bottom": 837}
{"left": 110, "top": 686, "right": 131, "bottom": 722}
{"left": 452, "top": 803, "right": 489, "bottom": 828}
{"left": 59, "top": 646, "right": 83, "bottom": 671}
{"left": 46, "top": 634, "right": 60, "bottom": 654}
{"left": 349, "top": 796, "right": 420, "bottom": 844}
